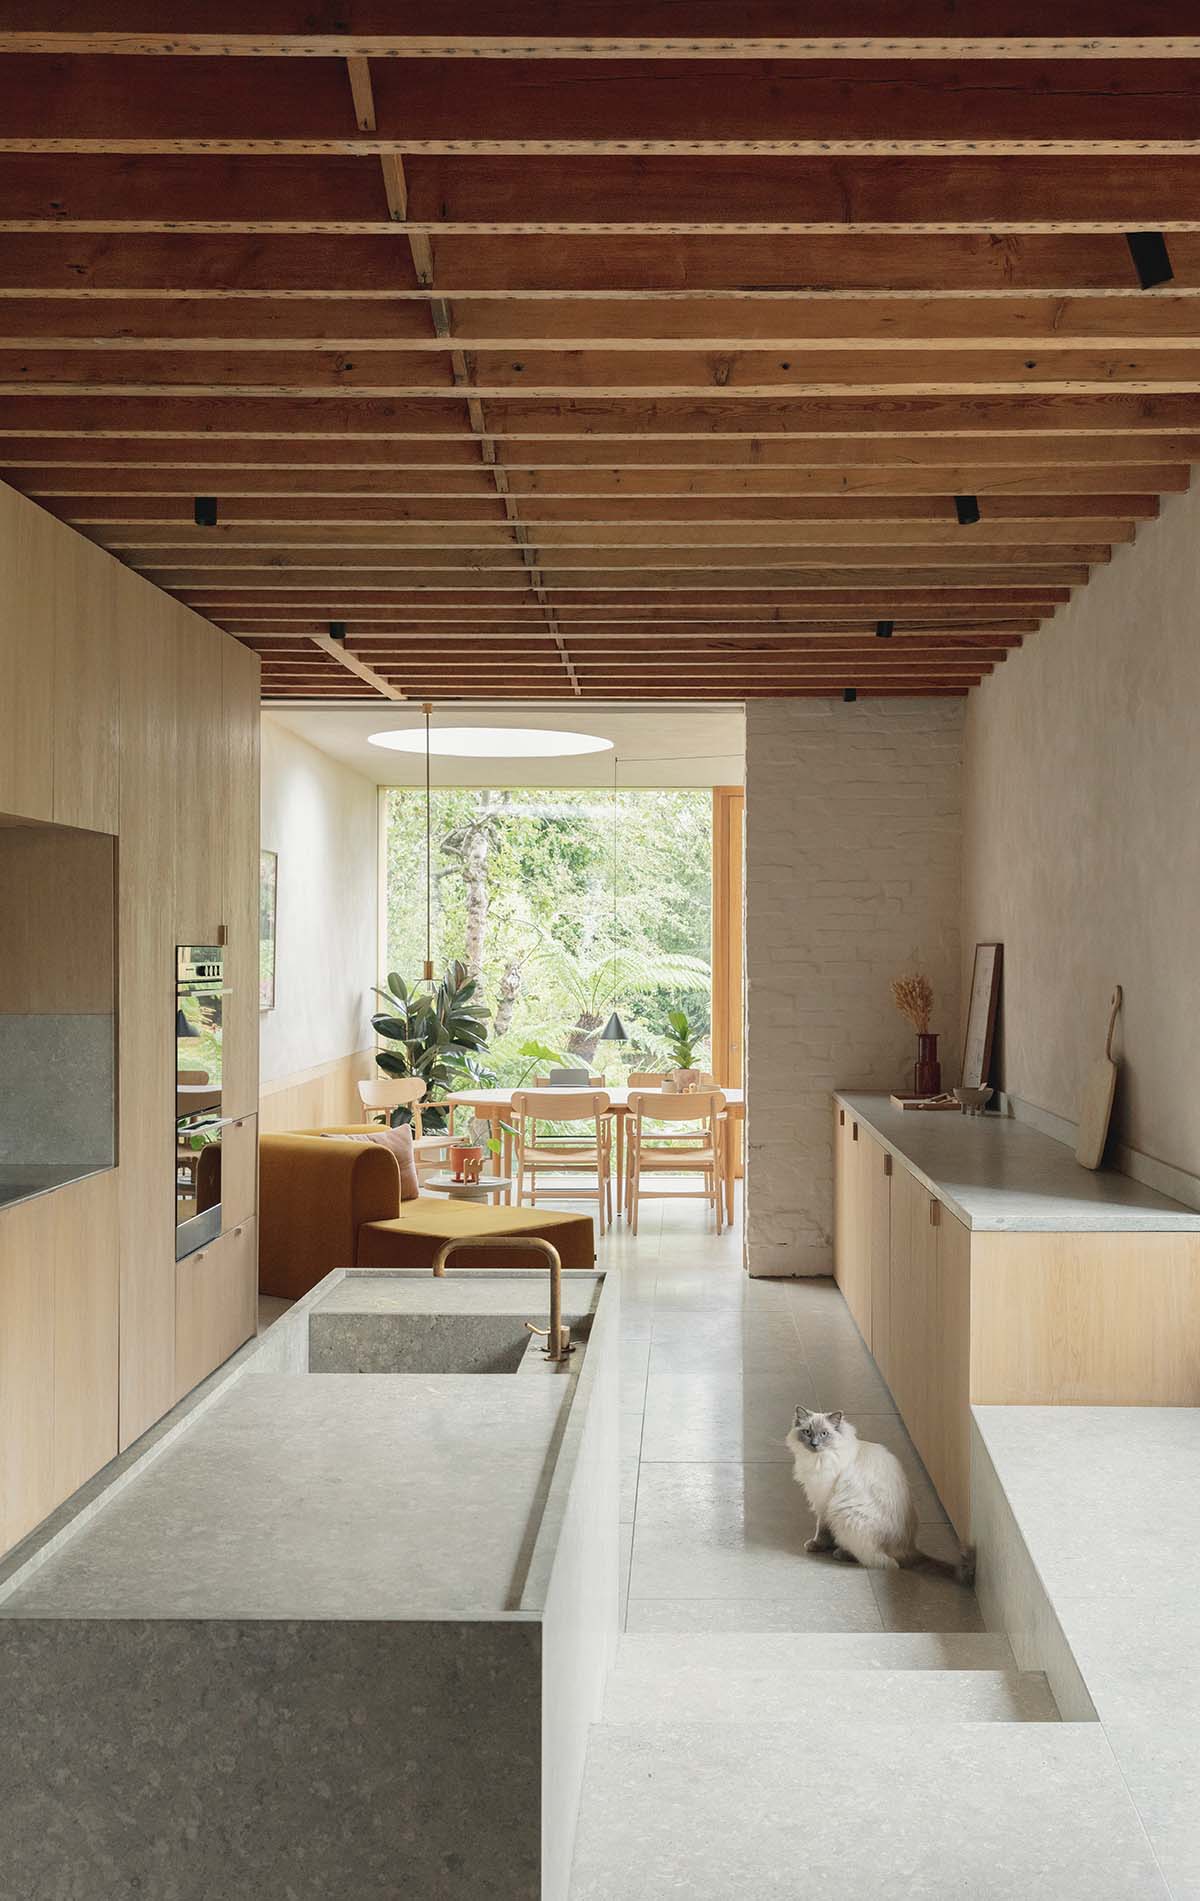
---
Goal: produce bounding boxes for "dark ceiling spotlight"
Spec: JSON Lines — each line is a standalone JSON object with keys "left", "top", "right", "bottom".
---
{"left": 954, "top": 494, "right": 981, "bottom": 527}
{"left": 328, "top": 621, "right": 347, "bottom": 641}
{"left": 1126, "top": 231, "right": 1174, "bottom": 291}
{"left": 875, "top": 620, "right": 894, "bottom": 639}
{"left": 193, "top": 496, "right": 218, "bottom": 527}
{"left": 843, "top": 687, "right": 858, "bottom": 703}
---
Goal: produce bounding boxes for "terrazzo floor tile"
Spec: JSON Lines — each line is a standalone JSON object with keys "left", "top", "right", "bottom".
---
{"left": 1103, "top": 1719, "right": 1200, "bottom": 1901}
{"left": 619, "top": 1457, "right": 640, "bottom": 1525}
{"left": 570, "top": 1724, "right": 1170, "bottom": 1901}
{"left": 625, "top": 1596, "right": 884, "bottom": 1634}
{"left": 640, "top": 1371, "right": 810, "bottom": 1463}
{"left": 603, "top": 1664, "right": 1057, "bottom": 1725}
{"left": 614, "top": 1631, "right": 1017, "bottom": 1671}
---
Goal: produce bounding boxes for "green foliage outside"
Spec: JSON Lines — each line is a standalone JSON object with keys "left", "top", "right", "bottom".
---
{"left": 382, "top": 787, "right": 712, "bottom": 1087}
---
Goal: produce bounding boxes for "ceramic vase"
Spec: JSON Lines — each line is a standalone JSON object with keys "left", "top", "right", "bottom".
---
{"left": 913, "top": 1033, "right": 941, "bottom": 1096}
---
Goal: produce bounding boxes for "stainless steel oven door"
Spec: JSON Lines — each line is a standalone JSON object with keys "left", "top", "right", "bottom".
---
{"left": 176, "top": 1114, "right": 234, "bottom": 1260}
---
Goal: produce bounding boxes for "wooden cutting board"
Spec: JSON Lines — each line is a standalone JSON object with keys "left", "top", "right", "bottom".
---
{"left": 1076, "top": 987, "right": 1122, "bottom": 1170}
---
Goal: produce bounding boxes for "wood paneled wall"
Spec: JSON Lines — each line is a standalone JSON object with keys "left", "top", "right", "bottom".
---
{"left": 259, "top": 1048, "right": 378, "bottom": 1134}
{"left": 0, "top": 479, "right": 261, "bottom": 1557}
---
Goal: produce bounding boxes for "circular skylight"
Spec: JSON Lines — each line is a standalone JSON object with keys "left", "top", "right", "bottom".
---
{"left": 367, "top": 725, "right": 614, "bottom": 759}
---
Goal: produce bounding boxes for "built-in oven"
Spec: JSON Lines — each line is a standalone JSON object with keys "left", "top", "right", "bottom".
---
{"left": 175, "top": 944, "right": 230, "bottom": 1260}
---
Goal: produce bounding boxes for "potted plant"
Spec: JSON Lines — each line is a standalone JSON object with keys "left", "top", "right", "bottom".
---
{"left": 371, "top": 960, "right": 493, "bottom": 1130}
{"left": 664, "top": 1007, "right": 706, "bottom": 1092}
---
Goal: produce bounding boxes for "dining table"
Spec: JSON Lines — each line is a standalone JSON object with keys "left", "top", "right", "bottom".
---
{"left": 443, "top": 1083, "right": 745, "bottom": 1225}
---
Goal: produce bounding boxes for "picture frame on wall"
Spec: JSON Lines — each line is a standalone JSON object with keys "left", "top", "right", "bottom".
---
{"left": 961, "top": 942, "right": 1002, "bottom": 1090}
{"left": 259, "top": 849, "right": 278, "bottom": 1011}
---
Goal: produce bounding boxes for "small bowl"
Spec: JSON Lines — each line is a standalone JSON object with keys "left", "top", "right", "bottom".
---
{"left": 953, "top": 1086, "right": 994, "bottom": 1116}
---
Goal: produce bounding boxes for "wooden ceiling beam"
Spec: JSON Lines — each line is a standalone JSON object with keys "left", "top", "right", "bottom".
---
{"left": 13, "top": 345, "right": 1200, "bottom": 397}
{"left": 47, "top": 493, "right": 1155, "bottom": 523}
{"left": 125, "top": 545, "right": 1102, "bottom": 572}
{"left": 11, "top": 232, "right": 1200, "bottom": 297}
{"left": 174, "top": 585, "right": 1071, "bottom": 608}
{"left": 5, "top": 392, "right": 1200, "bottom": 436}
{"left": 5, "top": 7, "right": 1199, "bottom": 60}
{"left": 9, "top": 154, "right": 1200, "bottom": 235}
{"left": 309, "top": 629, "right": 406, "bottom": 699}
{"left": 253, "top": 686, "right": 973, "bottom": 700}
{"left": 236, "top": 627, "right": 1042, "bottom": 650}
{"left": 3, "top": 55, "right": 1200, "bottom": 153}
{"left": 94, "top": 517, "right": 1133, "bottom": 546}
{"left": 9, "top": 461, "right": 1189, "bottom": 501}
{"left": 1, "top": 431, "right": 1192, "bottom": 469}
{"left": 10, "top": 292, "right": 1200, "bottom": 352}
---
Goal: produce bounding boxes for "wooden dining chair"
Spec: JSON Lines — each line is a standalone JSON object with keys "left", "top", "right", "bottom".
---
{"left": 357, "top": 1077, "right": 455, "bottom": 1180}
{"left": 626, "top": 1089, "right": 726, "bottom": 1235}
{"left": 511, "top": 1088, "right": 613, "bottom": 1233}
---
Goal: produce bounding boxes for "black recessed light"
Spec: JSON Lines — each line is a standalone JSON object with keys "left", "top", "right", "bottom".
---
{"left": 193, "top": 496, "right": 218, "bottom": 527}
{"left": 1126, "top": 231, "right": 1173, "bottom": 291}
{"left": 875, "top": 620, "right": 894, "bottom": 639}
{"left": 954, "top": 494, "right": 981, "bottom": 527}
{"left": 328, "top": 621, "right": 347, "bottom": 641}
{"left": 843, "top": 687, "right": 857, "bottom": 703}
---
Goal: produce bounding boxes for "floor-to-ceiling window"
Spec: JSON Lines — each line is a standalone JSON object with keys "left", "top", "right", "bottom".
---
{"left": 382, "top": 786, "right": 712, "bottom": 1085}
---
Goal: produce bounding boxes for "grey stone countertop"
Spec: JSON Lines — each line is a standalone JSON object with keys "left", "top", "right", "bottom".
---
{"left": 0, "top": 1271, "right": 606, "bottom": 1622}
{"left": 974, "top": 1404, "right": 1200, "bottom": 1901}
{"left": 0, "top": 1160, "right": 114, "bottom": 1209}
{"left": 835, "top": 1092, "right": 1200, "bottom": 1233}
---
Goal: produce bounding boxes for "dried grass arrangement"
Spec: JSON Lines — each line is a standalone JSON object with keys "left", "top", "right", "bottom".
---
{"left": 891, "top": 972, "right": 934, "bottom": 1033}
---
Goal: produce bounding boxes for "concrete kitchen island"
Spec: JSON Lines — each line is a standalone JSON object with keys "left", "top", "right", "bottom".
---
{"left": 0, "top": 1268, "right": 619, "bottom": 1901}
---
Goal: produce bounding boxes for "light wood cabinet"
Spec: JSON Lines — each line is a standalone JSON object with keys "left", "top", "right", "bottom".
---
{"left": 222, "top": 1115, "right": 258, "bottom": 1231}
{"left": 934, "top": 1207, "right": 972, "bottom": 1536}
{"left": 117, "top": 588, "right": 179, "bottom": 1449}
{"left": 833, "top": 1093, "right": 1200, "bottom": 1541}
{"left": 175, "top": 1218, "right": 258, "bottom": 1402}
{"left": 173, "top": 614, "right": 226, "bottom": 946}
{"left": 885, "top": 1159, "right": 933, "bottom": 1456}
{"left": 220, "top": 638, "right": 261, "bottom": 1122}
{"left": 865, "top": 1137, "right": 893, "bottom": 1381}
{"left": 834, "top": 1112, "right": 894, "bottom": 1365}
{"left": 833, "top": 1107, "right": 872, "bottom": 1348}
{"left": 0, "top": 1171, "right": 118, "bottom": 1553}
{"left": 0, "top": 487, "right": 56, "bottom": 821}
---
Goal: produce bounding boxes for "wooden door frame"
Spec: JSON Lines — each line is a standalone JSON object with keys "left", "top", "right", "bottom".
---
{"left": 711, "top": 784, "right": 745, "bottom": 1176}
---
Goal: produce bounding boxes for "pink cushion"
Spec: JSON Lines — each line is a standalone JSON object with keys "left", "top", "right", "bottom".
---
{"left": 319, "top": 1125, "right": 420, "bottom": 1200}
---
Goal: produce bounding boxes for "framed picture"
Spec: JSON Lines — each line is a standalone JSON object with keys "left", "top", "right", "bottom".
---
{"left": 961, "top": 942, "right": 1002, "bottom": 1090}
{"left": 259, "top": 849, "right": 278, "bottom": 1011}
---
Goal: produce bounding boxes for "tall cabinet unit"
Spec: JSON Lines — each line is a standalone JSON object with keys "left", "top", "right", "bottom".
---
{"left": 0, "top": 479, "right": 262, "bottom": 1555}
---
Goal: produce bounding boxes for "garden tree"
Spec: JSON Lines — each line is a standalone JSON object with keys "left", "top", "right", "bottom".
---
{"left": 384, "top": 786, "right": 712, "bottom": 1085}
{"left": 439, "top": 789, "right": 508, "bottom": 979}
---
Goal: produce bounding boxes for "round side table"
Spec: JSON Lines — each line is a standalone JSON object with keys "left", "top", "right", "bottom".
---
{"left": 423, "top": 1172, "right": 515, "bottom": 1206}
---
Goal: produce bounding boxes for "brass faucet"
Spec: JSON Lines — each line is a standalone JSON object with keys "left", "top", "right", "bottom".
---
{"left": 428, "top": 1235, "right": 574, "bottom": 1363}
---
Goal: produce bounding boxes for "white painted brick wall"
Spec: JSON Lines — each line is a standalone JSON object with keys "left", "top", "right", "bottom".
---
{"left": 745, "top": 698, "right": 964, "bottom": 1277}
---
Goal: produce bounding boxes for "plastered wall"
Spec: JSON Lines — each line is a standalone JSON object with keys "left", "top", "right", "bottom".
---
{"left": 962, "top": 484, "right": 1200, "bottom": 1179}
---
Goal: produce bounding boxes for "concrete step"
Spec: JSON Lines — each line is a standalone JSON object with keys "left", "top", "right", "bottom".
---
{"left": 613, "top": 1630, "right": 1016, "bottom": 1673}
{"left": 569, "top": 1723, "right": 1171, "bottom": 1901}
{"left": 604, "top": 1661, "right": 1058, "bottom": 1725}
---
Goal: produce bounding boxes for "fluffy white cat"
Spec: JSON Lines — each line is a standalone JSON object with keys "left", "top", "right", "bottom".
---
{"left": 785, "top": 1406, "right": 974, "bottom": 1583}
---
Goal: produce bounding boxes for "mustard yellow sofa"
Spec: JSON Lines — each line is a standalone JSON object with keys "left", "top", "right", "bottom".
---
{"left": 259, "top": 1127, "right": 596, "bottom": 1299}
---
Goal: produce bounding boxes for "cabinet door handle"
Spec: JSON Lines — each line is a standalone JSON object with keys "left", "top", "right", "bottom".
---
{"left": 234, "top": 1225, "right": 244, "bottom": 1237}
{"left": 852, "top": 1122, "right": 859, "bottom": 1142}
{"left": 839, "top": 1108, "right": 845, "bottom": 1126}
{"left": 883, "top": 1153, "right": 892, "bottom": 1177}
{"left": 929, "top": 1199, "right": 941, "bottom": 1228}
